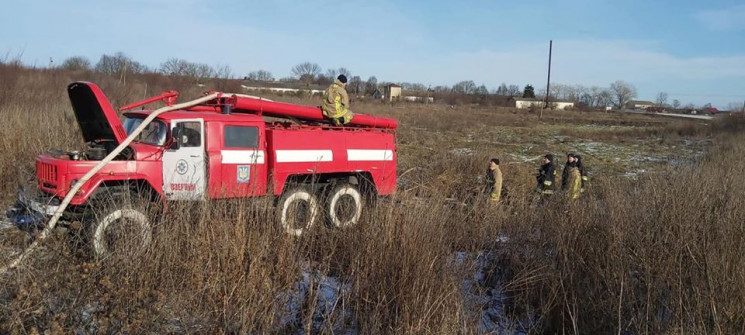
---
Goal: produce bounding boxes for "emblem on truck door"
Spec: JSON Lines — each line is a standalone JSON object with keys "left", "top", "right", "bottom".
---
{"left": 176, "top": 159, "right": 189, "bottom": 175}
{"left": 237, "top": 165, "right": 250, "bottom": 183}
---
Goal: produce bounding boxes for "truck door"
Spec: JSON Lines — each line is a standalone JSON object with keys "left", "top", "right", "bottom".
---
{"left": 163, "top": 119, "right": 206, "bottom": 200}
{"left": 219, "top": 124, "right": 267, "bottom": 197}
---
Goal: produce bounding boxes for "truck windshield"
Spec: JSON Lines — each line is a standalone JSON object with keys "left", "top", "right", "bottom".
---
{"left": 123, "top": 117, "right": 167, "bottom": 146}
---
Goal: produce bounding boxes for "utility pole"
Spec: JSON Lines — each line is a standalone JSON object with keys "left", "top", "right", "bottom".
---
{"left": 541, "top": 40, "right": 552, "bottom": 120}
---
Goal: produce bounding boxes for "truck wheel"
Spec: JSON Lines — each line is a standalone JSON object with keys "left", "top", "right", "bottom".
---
{"left": 91, "top": 198, "right": 153, "bottom": 259}
{"left": 278, "top": 186, "right": 319, "bottom": 236}
{"left": 326, "top": 183, "right": 363, "bottom": 228}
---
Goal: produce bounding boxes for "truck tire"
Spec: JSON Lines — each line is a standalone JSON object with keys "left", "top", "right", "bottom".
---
{"left": 326, "top": 183, "right": 363, "bottom": 228}
{"left": 278, "top": 186, "right": 319, "bottom": 236}
{"left": 90, "top": 196, "right": 153, "bottom": 259}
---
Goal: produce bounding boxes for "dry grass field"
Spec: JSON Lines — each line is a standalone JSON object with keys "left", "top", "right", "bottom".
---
{"left": 1, "top": 64, "right": 744, "bottom": 334}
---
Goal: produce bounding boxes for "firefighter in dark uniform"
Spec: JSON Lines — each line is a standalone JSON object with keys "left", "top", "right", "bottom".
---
{"left": 536, "top": 154, "right": 557, "bottom": 197}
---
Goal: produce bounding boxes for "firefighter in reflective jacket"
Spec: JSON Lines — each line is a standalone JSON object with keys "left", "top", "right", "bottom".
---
{"left": 575, "top": 154, "right": 589, "bottom": 193}
{"left": 485, "top": 158, "right": 503, "bottom": 203}
{"left": 322, "top": 75, "right": 354, "bottom": 125}
{"left": 536, "top": 154, "right": 557, "bottom": 195}
{"left": 565, "top": 162, "right": 582, "bottom": 199}
{"left": 561, "top": 152, "right": 577, "bottom": 192}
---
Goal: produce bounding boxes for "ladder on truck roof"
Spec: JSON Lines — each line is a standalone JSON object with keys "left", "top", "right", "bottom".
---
{"left": 119, "top": 90, "right": 398, "bottom": 130}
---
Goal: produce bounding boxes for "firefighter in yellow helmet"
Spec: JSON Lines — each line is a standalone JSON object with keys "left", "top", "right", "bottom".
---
{"left": 322, "top": 75, "right": 354, "bottom": 126}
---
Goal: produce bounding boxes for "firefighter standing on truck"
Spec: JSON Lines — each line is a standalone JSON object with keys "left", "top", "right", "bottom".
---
{"left": 536, "top": 154, "right": 556, "bottom": 197}
{"left": 322, "top": 74, "right": 354, "bottom": 125}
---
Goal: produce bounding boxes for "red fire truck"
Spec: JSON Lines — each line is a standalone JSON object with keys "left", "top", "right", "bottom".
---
{"left": 6, "top": 82, "right": 397, "bottom": 256}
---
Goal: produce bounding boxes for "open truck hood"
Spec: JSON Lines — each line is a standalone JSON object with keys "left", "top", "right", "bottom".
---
{"left": 68, "top": 82, "right": 127, "bottom": 144}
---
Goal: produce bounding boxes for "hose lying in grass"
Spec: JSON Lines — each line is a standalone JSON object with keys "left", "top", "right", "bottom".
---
{"left": 0, "top": 92, "right": 220, "bottom": 275}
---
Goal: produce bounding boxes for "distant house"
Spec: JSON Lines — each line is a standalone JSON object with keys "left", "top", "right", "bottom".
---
{"left": 510, "top": 97, "right": 575, "bottom": 110}
{"left": 372, "top": 88, "right": 384, "bottom": 100}
{"left": 626, "top": 100, "right": 655, "bottom": 110}
{"left": 384, "top": 84, "right": 402, "bottom": 102}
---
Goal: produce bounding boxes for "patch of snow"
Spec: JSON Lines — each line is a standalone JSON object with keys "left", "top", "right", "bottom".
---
{"left": 277, "top": 268, "right": 354, "bottom": 334}
{"left": 451, "top": 148, "right": 476, "bottom": 156}
{"left": 455, "top": 251, "right": 534, "bottom": 334}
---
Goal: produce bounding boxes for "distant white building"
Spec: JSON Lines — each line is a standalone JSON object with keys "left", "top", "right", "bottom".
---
{"left": 241, "top": 85, "right": 325, "bottom": 96}
{"left": 384, "top": 84, "right": 402, "bottom": 102}
{"left": 510, "top": 97, "right": 575, "bottom": 110}
{"left": 402, "top": 96, "right": 434, "bottom": 103}
{"left": 626, "top": 100, "right": 655, "bottom": 110}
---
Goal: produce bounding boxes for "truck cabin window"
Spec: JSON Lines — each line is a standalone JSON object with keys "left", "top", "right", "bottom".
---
{"left": 224, "top": 126, "right": 259, "bottom": 148}
{"left": 176, "top": 122, "right": 202, "bottom": 147}
{"left": 123, "top": 118, "right": 167, "bottom": 146}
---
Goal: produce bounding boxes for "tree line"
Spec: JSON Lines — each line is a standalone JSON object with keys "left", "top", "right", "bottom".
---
{"left": 57, "top": 52, "right": 233, "bottom": 84}
{"left": 49, "top": 54, "right": 737, "bottom": 110}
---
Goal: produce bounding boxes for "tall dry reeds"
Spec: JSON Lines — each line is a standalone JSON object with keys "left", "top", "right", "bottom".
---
{"left": 1, "top": 66, "right": 744, "bottom": 333}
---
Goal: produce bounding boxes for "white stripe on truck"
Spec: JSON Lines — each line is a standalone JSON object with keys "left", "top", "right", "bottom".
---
{"left": 275, "top": 150, "right": 333, "bottom": 163}
{"left": 221, "top": 150, "right": 266, "bottom": 164}
{"left": 347, "top": 149, "right": 394, "bottom": 161}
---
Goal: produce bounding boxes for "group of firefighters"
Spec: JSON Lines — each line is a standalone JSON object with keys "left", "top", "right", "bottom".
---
{"left": 486, "top": 153, "right": 589, "bottom": 204}
{"left": 319, "top": 74, "right": 590, "bottom": 205}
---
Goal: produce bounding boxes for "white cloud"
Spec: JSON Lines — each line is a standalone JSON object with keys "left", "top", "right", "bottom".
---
{"left": 695, "top": 5, "right": 745, "bottom": 31}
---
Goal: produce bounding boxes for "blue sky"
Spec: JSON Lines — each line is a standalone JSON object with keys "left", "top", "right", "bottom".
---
{"left": 1, "top": 0, "right": 743, "bottom": 108}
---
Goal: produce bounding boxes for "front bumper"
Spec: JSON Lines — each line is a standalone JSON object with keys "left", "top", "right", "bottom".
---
{"left": 5, "top": 188, "right": 61, "bottom": 231}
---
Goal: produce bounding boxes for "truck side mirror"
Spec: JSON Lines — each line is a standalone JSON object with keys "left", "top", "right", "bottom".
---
{"left": 170, "top": 124, "right": 184, "bottom": 150}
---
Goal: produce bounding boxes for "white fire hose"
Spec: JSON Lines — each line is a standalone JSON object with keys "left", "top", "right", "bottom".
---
{"left": 0, "top": 93, "right": 220, "bottom": 274}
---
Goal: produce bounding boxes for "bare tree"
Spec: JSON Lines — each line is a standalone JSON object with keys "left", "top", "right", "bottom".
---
{"left": 292, "top": 62, "right": 322, "bottom": 86}
{"left": 213, "top": 64, "right": 232, "bottom": 79}
{"left": 587, "top": 86, "right": 605, "bottom": 107}
{"left": 61, "top": 56, "right": 91, "bottom": 71}
{"left": 672, "top": 99, "right": 681, "bottom": 109}
{"left": 160, "top": 58, "right": 217, "bottom": 83}
{"left": 195, "top": 64, "right": 217, "bottom": 81}
{"left": 337, "top": 67, "right": 351, "bottom": 79}
{"left": 246, "top": 70, "right": 274, "bottom": 81}
{"left": 349, "top": 76, "right": 362, "bottom": 94}
{"left": 324, "top": 69, "right": 337, "bottom": 81}
{"left": 95, "top": 52, "right": 147, "bottom": 84}
{"left": 159, "top": 58, "right": 190, "bottom": 76}
{"left": 496, "top": 83, "right": 509, "bottom": 96}
{"left": 656, "top": 92, "right": 669, "bottom": 107}
{"left": 507, "top": 84, "right": 521, "bottom": 96}
{"left": 596, "top": 89, "right": 613, "bottom": 109}
{"left": 365, "top": 76, "right": 378, "bottom": 95}
{"left": 452, "top": 80, "right": 476, "bottom": 94}
{"left": 95, "top": 52, "right": 147, "bottom": 75}
{"left": 405, "top": 83, "right": 427, "bottom": 91}
{"left": 610, "top": 80, "right": 637, "bottom": 108}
